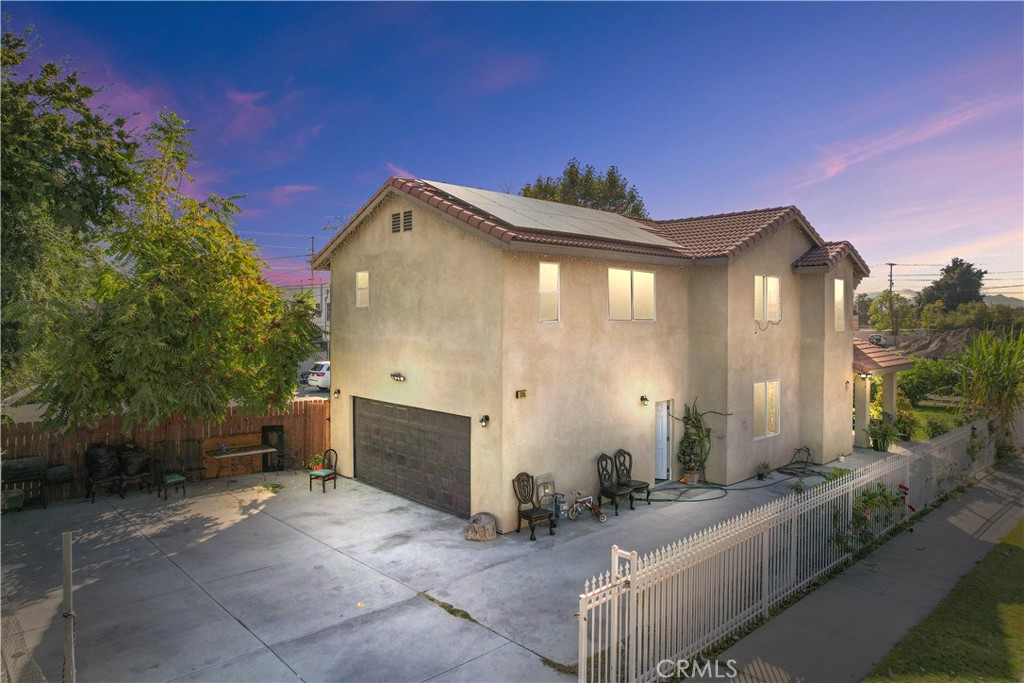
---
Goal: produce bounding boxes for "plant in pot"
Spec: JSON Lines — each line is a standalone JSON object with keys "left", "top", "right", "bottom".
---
{"left": 307, "top": 452, "right": 328, "bottom": 471}
{"left": 755, "top": 461, "right": 771, "bottom": 480}
{"left": 675, "top": 398, "right": 730, "bottom": 484}
{"left": 866, "top": 416, "right": 901, "bottom": 452}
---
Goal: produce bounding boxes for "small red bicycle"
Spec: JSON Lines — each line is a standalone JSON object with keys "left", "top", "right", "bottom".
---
{"left": 566, "top": 491, "right": 608, "bottom": 522}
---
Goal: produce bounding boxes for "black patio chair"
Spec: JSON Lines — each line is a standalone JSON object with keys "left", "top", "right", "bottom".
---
{"left": 597, "top": 453, "right": 633, "bottom": 516}
{"left": 154, "top": 457, "right": 187, "bottom": 500}
{"left": 512, "top": 472, "right": 555, "bottom": 541}
{"left": 614, "top": 449, "right": 650, "bottom": 506}
{"left": 309, "top": 448, "right": 338, "bottom": 492}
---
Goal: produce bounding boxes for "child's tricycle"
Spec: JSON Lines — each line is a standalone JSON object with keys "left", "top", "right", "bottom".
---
{"left": 566, "top": 491, "right": 608, "bottom": 522}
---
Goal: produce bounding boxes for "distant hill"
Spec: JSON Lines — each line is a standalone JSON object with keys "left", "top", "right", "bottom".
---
{"left": 861, "top": 290, "right": 1022, "bottom": 308}
{"left": 984, "top": 294, "right": 1024, "bottom": 308}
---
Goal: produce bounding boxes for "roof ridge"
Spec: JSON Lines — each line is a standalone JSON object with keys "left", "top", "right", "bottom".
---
{"left": 651, "top": 206, "right": 796, "bottom": 224}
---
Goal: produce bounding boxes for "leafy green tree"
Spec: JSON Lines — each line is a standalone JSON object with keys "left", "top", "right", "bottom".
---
{"left": 520, "top": 158, "right": 649, "bottom": 218}
{"left": 898, "top": 357, "right": 958, "bottom": 407}
{"left": 854, "top": 293, "right": 873, "bottom": 320}
{"left": 1, "top": 25, "right": 137, "bottom": 391}
{"left": 21, "top": 112, "right": 321, "bottom": 432}
{"left": 868, "top": 291, "right": 917, "bottom": 333}
{"left": 955, "top": 330, "right": 1024, "bottom": 439}
{"left": 919, "top": 300, "right": 947, "bottom": 330}
{"left": 917, "top": 258, "right": 987, "bottom": 310}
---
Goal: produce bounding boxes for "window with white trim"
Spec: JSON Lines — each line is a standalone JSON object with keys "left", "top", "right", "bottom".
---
{"left": 539, "top": 262, "right": 559, "bottom": 322}
{"left": 834, "top": 279, "right": 846, "bottom": 332}
{"left": 754, "top": 275, "right": 781, "bottom": 322}
{"left": 355, "top": 271, "right": 369, "bottom": 308}
{"left": 608, "top": 268, "right": 655, "bottom": 321}
{"left": 753, "top": 380, "right": 780, "bottom": 439}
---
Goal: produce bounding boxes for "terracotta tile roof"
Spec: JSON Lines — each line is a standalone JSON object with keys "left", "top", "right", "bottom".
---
{"left": 640, "top": 207, "right": 810, "bottom": 261}
{"left": 853, "top": 338, "right": 915, "bottom": 375}
{"left": 313, "top": 177, "right": 869, "bottom": 279}
{"left": 793, "top": 241, "right": 870, "bottom": 279}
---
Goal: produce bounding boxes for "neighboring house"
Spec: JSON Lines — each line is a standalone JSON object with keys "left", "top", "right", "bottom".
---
{"left": 279, "top": 283, "right": 331, "bottom": 347}
{"left": 313, "top": 178, "right": 869, "bottom": 531}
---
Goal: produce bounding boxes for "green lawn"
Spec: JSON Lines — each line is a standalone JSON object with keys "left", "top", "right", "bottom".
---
{"left": 910, "top": 404, "right": 958, "bottom": 440}
{"left": 866, "top": 519, "right": 1024, "bottom": 683}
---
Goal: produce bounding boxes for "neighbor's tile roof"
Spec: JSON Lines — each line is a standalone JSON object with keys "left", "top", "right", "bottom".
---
{"left": 853, "top": 338, "right": 915, "bottom": 375}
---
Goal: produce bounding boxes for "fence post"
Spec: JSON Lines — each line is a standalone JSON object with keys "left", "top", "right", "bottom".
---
{"left": 760, "top": 525, "right": 770, "bottom": 617}
{"left": 62, "top": 531, "right": 76, "bottom": 683}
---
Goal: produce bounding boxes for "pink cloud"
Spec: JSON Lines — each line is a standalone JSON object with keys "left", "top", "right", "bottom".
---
{"left": 471, "top": 54, "right": 545, "bottom": 94}
{"left": 385, "top": 162, "right": 413, "bottom": 177}
{"left": 267, "top": 184, "right": 320, "bottom": 206}
{"left": 222, "top": 89, "right": 275, "bottom": 141}
{"left": 81, "top": 61, "right": 171, "bottom": 132}
{"left": 181, "top": 161, "right": 228, "bottom": 200}
{"left": 794, "top": 95, "right": 1019, "bottom": 189}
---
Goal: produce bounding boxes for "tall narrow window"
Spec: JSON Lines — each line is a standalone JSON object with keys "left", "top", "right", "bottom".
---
{"left": 755, "top": 275, "right": 781, "bottom": 321}
{"left": 609, "top": 268, "right": 656, "bottom": 321}
{"left": 753, "top": 380, "right": 781, "bottom": 438}
{"left": 539, "top": 262, "right": 559, "bottom": 322}
{"left": 834, "top": 279, "right": 846, "bottom": 332}
{"left": 355, "top": 271, "right": 369, "bottom": 308}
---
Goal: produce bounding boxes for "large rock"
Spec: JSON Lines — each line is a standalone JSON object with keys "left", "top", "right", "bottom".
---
{"left": 465, "top": 512, "right": 497, "bottom": 542}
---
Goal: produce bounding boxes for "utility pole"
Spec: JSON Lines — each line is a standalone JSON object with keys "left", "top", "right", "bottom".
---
{"left": 886, "top": 262, "right": 897, "bottom": 338}
{"left": 309, "top": 235, "right": 315, "bottom": 287}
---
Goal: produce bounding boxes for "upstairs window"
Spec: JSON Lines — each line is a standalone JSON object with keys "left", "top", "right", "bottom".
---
{"left": 539, "top": 262, "right": 560, "bottom": 322}
{"left": 834, "top": 279, "right": 846, "bottom": 332}
{"left": 754, "top": 275, "right": 781, "bottom": 322}
{"left": 608, "top": 268, "right": 655, "bottom": 321}
{"left": 753, "top": 380, "right": 780, "bottom": 439}
{"left": 355, "top": 271, "right": 369, "bottom": 308}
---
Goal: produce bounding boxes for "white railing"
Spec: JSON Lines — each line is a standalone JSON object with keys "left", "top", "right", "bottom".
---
{"left": 577, "top": 419, "right": 997, "bottom": 683}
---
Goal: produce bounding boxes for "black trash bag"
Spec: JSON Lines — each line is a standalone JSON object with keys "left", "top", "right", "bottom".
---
{"left": 1, "top": 456, "right": 46, "bottom": 482}
{"left": 85, "top": 443, "right": 121, "bottom": 480}
{"left": 118, "top": 444, "right": 149, "bottom": 477}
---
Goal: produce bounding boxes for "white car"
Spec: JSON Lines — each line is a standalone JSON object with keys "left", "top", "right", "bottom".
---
{"left": 308, "top": 361, "right": 331, "bottom": 389}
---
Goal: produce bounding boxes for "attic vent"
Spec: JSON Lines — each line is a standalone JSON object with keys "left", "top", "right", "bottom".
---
{"left": 391, "top": 213, "right": 401, "bottom": 233}
{"left": 402, "top": 210, "right": 413, "bottom": 231}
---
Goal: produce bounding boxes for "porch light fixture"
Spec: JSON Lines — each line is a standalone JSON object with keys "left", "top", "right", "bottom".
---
{"left": 858, "top": 372, "right": 871, "bottom": 380}
{"left": 640, "top": 395, "right": 650, "bottom": 406}
{"left": 480, "top": 415, "right": 490, "bottom": 428}
{"left": 333, "top": 389, "right": 341, "bottom": 398}
{"left": 390, "top": 372, "right": 406, "bottom": 382}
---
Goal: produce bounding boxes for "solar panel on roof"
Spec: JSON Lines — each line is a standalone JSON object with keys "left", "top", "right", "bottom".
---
{"left": 423, "top": 180, "right": 679, "bottom": 248}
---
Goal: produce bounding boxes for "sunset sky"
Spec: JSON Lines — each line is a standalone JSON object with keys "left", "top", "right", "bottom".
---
{"left": 8, "top": 2, "right": 1023, "bottom": 297}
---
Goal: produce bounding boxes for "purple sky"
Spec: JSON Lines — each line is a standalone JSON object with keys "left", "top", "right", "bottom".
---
{"left": 8, "top": 2, "right": 1023, "bottom": 296}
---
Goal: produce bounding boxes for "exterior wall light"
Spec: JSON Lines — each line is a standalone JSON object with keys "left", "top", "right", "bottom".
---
{"left": 390, "top": 372, "right": 406, "bottom": 382}
{"left": 640, "top": 395, "right": 649, "bottom": 406}
{"left": 332, "top": 389, "right": 341, "bottom": 398}
{"left": 480, "top": 415, "right": 490, "bottom": 428}
{"left": 858, "top": 372, "right": 871, "bottom": 380}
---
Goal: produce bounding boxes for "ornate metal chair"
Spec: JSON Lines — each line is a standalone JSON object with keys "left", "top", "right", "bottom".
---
{"left": 597, "top": 453, "right": 633, "bottom": 515}
{"left": 512, "top": 472, "right": 556, "bottom": 541}
{"left": 154, "top": 457, "right": 187, "bottom": 500}
{"left": 309, "top": 448, "right": 339, "bottom": 492}
{"left": 614, "top": 449, "right": 650, "bottom": 506}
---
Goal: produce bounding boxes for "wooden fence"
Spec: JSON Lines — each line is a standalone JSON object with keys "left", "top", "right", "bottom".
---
{"left": 0, "top": 398, "right": 330, "bottom": 502}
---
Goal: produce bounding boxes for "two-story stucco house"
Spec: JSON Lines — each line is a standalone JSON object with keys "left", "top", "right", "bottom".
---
{"left": 312, "top": 178, "right": 869, "bottom": 532}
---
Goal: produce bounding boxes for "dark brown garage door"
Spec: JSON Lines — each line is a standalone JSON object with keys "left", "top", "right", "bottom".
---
{"left": 353, "top": 398, "right": 471, "bottom": 517}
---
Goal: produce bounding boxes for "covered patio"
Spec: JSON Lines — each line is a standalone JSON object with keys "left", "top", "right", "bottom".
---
{"left": 852, "top": 339, "right": 916, "bottom": 448}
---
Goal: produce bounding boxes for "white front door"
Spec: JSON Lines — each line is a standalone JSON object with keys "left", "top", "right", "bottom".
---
{"left": 655, "top": 400, "right": 671, "bottom": 480}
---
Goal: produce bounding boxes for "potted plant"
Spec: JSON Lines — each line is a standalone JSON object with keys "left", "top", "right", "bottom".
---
{"left": 755, "top": 461, "right": 771, "bottom": 480}
{"left": 307, "top": 452, "right": 328, "bottom": 471}
{"left": 675, "top": 398, "right": 730, "bottom": 484}
{"left": 866, "top": 418, "right": 900, "bottom": 452}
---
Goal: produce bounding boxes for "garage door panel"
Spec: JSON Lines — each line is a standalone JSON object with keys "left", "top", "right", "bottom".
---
{"left": 354, "top": 398, "right": 471, "bottom": 518}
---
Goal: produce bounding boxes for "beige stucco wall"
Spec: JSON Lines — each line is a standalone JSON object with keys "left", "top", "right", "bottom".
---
{"left": 496, "top": 252, "right": 688, "bottom": 530}
{"left": 326, "top": 192, "right": 505, "bottom": 518}
{"left": 325, "top": 197, "right": 860, "bottom": 529}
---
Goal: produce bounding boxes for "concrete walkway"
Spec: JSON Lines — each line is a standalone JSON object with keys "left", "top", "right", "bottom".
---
{"left": 713, "top": 458, "right": 1024, "bottom": 683}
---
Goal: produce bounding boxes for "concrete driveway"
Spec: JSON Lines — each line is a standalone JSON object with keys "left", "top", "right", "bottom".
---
{"left": 1, "top": 455, "right": 880, "bottom": 682}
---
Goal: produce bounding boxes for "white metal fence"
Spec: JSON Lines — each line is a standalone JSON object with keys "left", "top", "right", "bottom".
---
{"left": 577, "top": 419, "right": 998, "bottom": 683}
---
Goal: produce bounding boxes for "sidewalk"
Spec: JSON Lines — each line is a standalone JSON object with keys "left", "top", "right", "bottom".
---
{"left": 713, "top": 458, "right": 1024, "bottom": 683}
